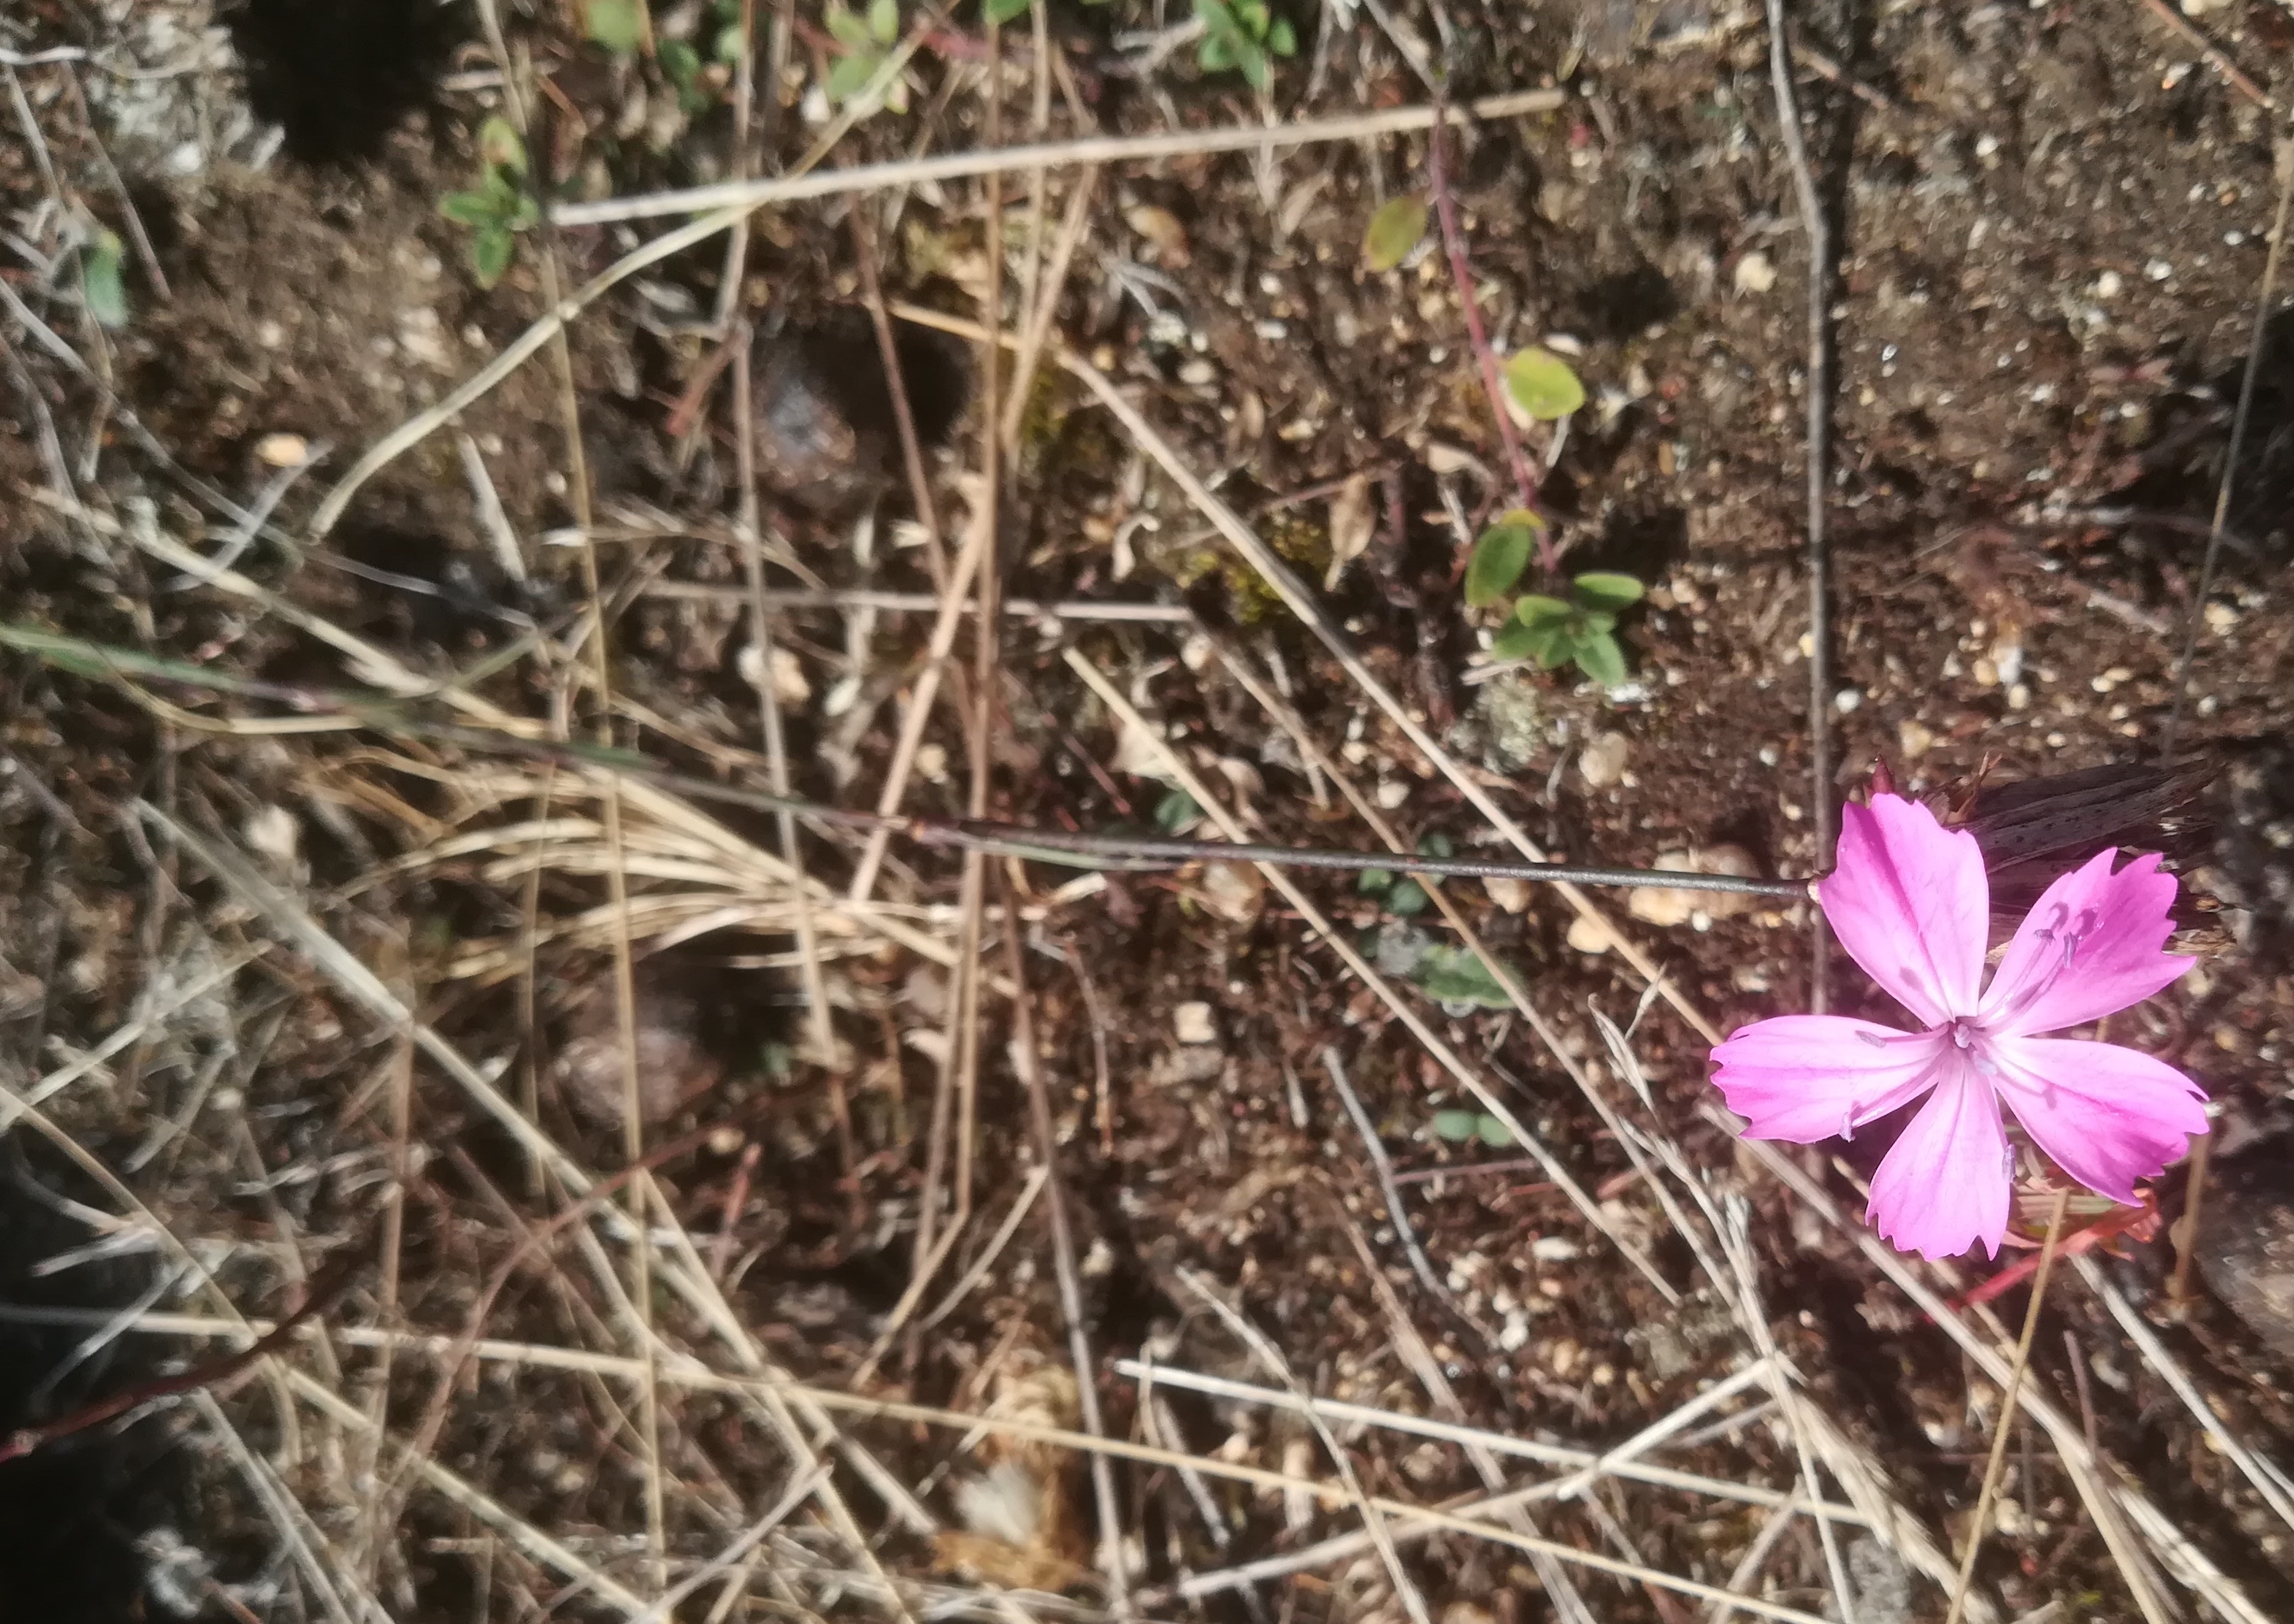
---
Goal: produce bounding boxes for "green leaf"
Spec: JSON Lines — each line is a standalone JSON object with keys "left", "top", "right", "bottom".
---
{"left": 1361, "top": 194, "right": 1428, "bottom": 272}
{"left": 1504, "top": 346, "right": 1587, "bottom": 421}
{"left": 1573, "top": 629, "right": 1628, "bottom": 687}
{"left": 824, "top": 49, "right": 881, "bottom": 101}
{"left": 478, "top": 114, "right": 527, "bottom": 174}
{"left": 1153, "top": 788, "right": 1202, "bottom": 834}
{"left": 659, "top": 37, "right": 702, "bottom": 88}
{"left": 1524, "top": 619, "right": 1575, "bottom": 669}
{"left": 1490, "top": 619, "right": 1544, "bottom": 662}
{"left": 1465, "top": 523, "right": 1534, "bottom": 607}
{"left": 1237, "top": 45, "right": 1272, "bottom": 89}
{"left": 1414, "top": 945, "right": 1516, "bottom": 1009}
{"left": 1571, "top": 571, "right": 1644, "bottom": 613}
{"left": 826, "top": 5, "right": 876, "bottom": 48}
{"left": 585, "top": 0, "right": 646, "bottom": 54}
{"left": 1514, "top": 593, "right": 1573, "bottom": 627}
{"left": 1358, "top": 867, "right": 1395, "bottom": 894}
{"left": 1431, "top": 1109, "right": 1481, "bottom": 1143}
{"left": 1474, "top": 1114, "right": 1514, "bottom": 1147}
{"left": 868, "top": 0, "right": 899, "bottom": 43}
{"left": 439, "top": 188, "right": 499, "bottom": 226}
{"left": 1417, "top": 831, "right": 1455, "bottom": 859}
{"left": 1581, "top": 609, "right": 1616, "bottom": 633}
{"left": 715, "top": 18, "right": 750, "bottom": 61}
{"left": 507, "top": 191, "right": 540, "bottom": 229}
{"left": 986, "top": 0, "right": 1032, "bottom": 18}
{"left": 1265, "top": 15, "right": 1295, "bottom": 54}
{"left": 81, "top": 230, "right": 128, "bottom": 329}
{"left": 470, "top": 225, "right": 515, "bottom": 288}
{"left": 1385, "top": 878, "right": 1430, "bottom": 916}
{"left": 1198, "top": 35, "right": 1237, "bottom": 69}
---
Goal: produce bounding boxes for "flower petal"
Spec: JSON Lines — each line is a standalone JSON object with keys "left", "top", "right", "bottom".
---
{"left": 1711, "top": 1015, "right": 1946, "bottom": 1143}
{"left": 1979, "top": 849, "right": 2193, "bottom": 1036}
{"left": 1866, "top": 1058, "right": 2011, "bottom": 1260}
{"left": 1819, "top": 795, "right": 1990, "bottom": 1025}
{"left": 1989, "top": 1037, "right": 2208, "bottom": 1205}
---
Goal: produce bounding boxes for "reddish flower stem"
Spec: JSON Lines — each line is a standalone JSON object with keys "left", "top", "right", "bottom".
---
{"left": 1425, "top": 93, "right": 1557, "bottom": 577}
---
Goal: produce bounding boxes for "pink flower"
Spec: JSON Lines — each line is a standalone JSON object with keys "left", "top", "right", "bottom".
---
{"left": 1711, "top": 793, "right": 2206, "bottom": 1260}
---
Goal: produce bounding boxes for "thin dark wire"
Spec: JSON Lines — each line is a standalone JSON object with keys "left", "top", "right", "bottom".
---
{"left": 922, "top": 826, "right": 1815, "bottom": 898}
{"left": 2162, "top": 138, "right": 2294, "bottom": 760}
{"left": 1767, "top": 0, "right": 1834, "bottom": 1014}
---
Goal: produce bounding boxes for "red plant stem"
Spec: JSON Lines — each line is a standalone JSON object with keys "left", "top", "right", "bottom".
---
{"left": 1424, "top": 93, "right": 1556, "bottom": 576}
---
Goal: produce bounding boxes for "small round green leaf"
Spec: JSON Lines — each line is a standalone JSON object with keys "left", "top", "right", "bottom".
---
{"left": 470, "top": 226, "right": 515, "bottom": 288}
{"left": 867, "top": 0, "right": 899, "bottom": 43}
{"left": 1513, "top": 593, "right": 1574, "bottom": 627}
{"left": 1361, "top": 194, "right": 1429, "bottom": 272}
{"left": 80, "top": 231, "right": 128, "bottom": 329}
{"left": 1504, "top": 346, "right": 1587, "bottom": 421}
{"left": 1571, "top": 570, "right": 1644, "bottom": 613}
{"left": 1574, "top": 629, "right": 1628, "bottom": 687}
{"left": 1474, "top": 1114, "right": 1514, "bottom": 1147}
{"left": 1358, "top": 867, "right": 1396, "bottom": 894}
{"left": 1431, "top": 1109, "right": 1481, "bottom": 1143}
{"left": 438, "top": 189, "right": 500, "bottom": 227}
{"left": 478, "top": 114, "right": 527, "bottom": 174}
{"left": 1265, "top": 15, "right": 1296, "bottom": 54}
{"left": 1385, "top": 878, "right": 1430, "bottom": 916}
{"left": 1465, "top": 523, "right": 1534, "bottom": 607}
{"left": 584, "top": 0, "right": 645, "bottom": 54}
{"left": 986, "top": 0, "right": 1032, "bottom": 18}
{"left": 1153, "top": 788, "right": 1202, "bottom": 834}
{"left": 1489, "top": 619, "right": 1543, "bottom": 662}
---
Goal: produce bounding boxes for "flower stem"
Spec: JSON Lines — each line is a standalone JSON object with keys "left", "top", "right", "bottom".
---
{"left": 1945, "top": 1188, "right": 2070, "bottom": 1624}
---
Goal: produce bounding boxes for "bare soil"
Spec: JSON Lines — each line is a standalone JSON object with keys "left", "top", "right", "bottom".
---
{"left": 1, "top": 0, "right": 2292, "bottom": 1620}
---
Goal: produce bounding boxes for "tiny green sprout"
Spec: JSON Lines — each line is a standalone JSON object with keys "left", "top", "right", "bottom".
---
{"left": 79, "top": 228, "right": 128, "bottom": 329}
{"left": 1489, "top": 570, "right": 1645, "bottom": 687}
{"left": 824, "top": 0, "right": 909, "bottom": 111}
{"left": 657, "top": 38, "right": 710, "bottom": 114}
{"left": 1504, "top": 346, "right": 1587, "bottom": 421}
{"left": 984, "top": 0, "right": 1031, "bottom": 19}
{"left": 585, "top": 0, "right": 647, "bottom": 54}
{"left": 1361, "top": 194, "right": 1428, "bottom": 272}
{"left": 1431, "top": 1111, "right": 1514, "bottom": 1147}
{"left": 1411, "top": 944, "right": 1516, "bottom": 1011}
{"left": 1195, "top": 0, "right": 1295, "bottom": 91}
{"left": 438, "top": 116, "right": 540, "bottom": 290}
{"left": 1152, "top": 787, "right": 1202, "bottom": 835}
{"left": 1464, "top": 511, "right": 1542, "bottom": 607}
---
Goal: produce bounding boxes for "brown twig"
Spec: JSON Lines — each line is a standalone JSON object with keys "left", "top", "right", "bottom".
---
{"left": 0, "top": 1249, "right": 362, "bottom": 1466}
{"left": 2134, "top": 0, "right": 2275, "bottom": 108}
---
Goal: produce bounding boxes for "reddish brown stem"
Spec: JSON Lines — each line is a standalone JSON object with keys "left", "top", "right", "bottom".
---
{"left": 1425, "top": 92, "right": 1556, "bottom": 577}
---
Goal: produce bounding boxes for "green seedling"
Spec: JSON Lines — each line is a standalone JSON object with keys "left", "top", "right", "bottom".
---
{"left": 1361, "top": 194, "right": 1428, "bottom": 271}
{"left": 1411, "top": 943, "right": 1517, "bottom": 1011}
{"left": 1357, "top": 832, "right": 1453, "bottom": 918}
{"left": 1431, "top": 1109, "right": 1515, "bottom": 1148}
{"left": 584, "top": 0, "right": 648, "bottom": 54}
{"left": 1491, "top": 572, "right": 1644, "bottom": 686}
{"left": 1152, "top": 788, "right": 1202, "bottom": 835}
{"left": 1504, "top": 346, "right": 1586, "bottom": 421}
{"left": 825, "top": 0, "right": 909, "bottom": 111}
{"left": 437, "top": 116, "right": 540, "bottom": 289}
{"left": 79, "top": 227, "right": 128, "bottom": 329}
{"left": 1463, "top": 512, "right": 1644, "bottom": 688}
{"left": 1195, "top": 0, "right": 1295, "bottom": 91}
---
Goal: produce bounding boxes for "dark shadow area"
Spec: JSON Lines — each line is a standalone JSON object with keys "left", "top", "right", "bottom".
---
{"left": 0, "top": 1146, "right": 186, "bottom": 1624}
{"left": 2109, "top": 307, "right": 2294, "bottom": 570}
{"left": 220, "top": 0, "right": 462, "bottom": 166}
{"left": 750, "top": 313, "right": 974, "bottom": 514}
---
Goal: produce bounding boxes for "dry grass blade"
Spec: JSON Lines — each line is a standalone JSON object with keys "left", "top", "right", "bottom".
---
{"left": 1060, "top": 647, "right": 1675, "bottom": 1295}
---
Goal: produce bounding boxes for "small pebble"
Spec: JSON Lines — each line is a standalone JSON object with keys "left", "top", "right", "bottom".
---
{"left": 1173, "top": 1001, "right": 1218, "bottom": 1044}
{"left": 1897, "top": 719, "right": 1935, "bottom": 759}
{"left": 1733, "top": 252, "right": 1777, "bottom": 294}
{"left": 1578, "top": 731, "right": 1630, "bottom": 789}
{"left": 254, "top": 431, "right": 311, "bottom": 467}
